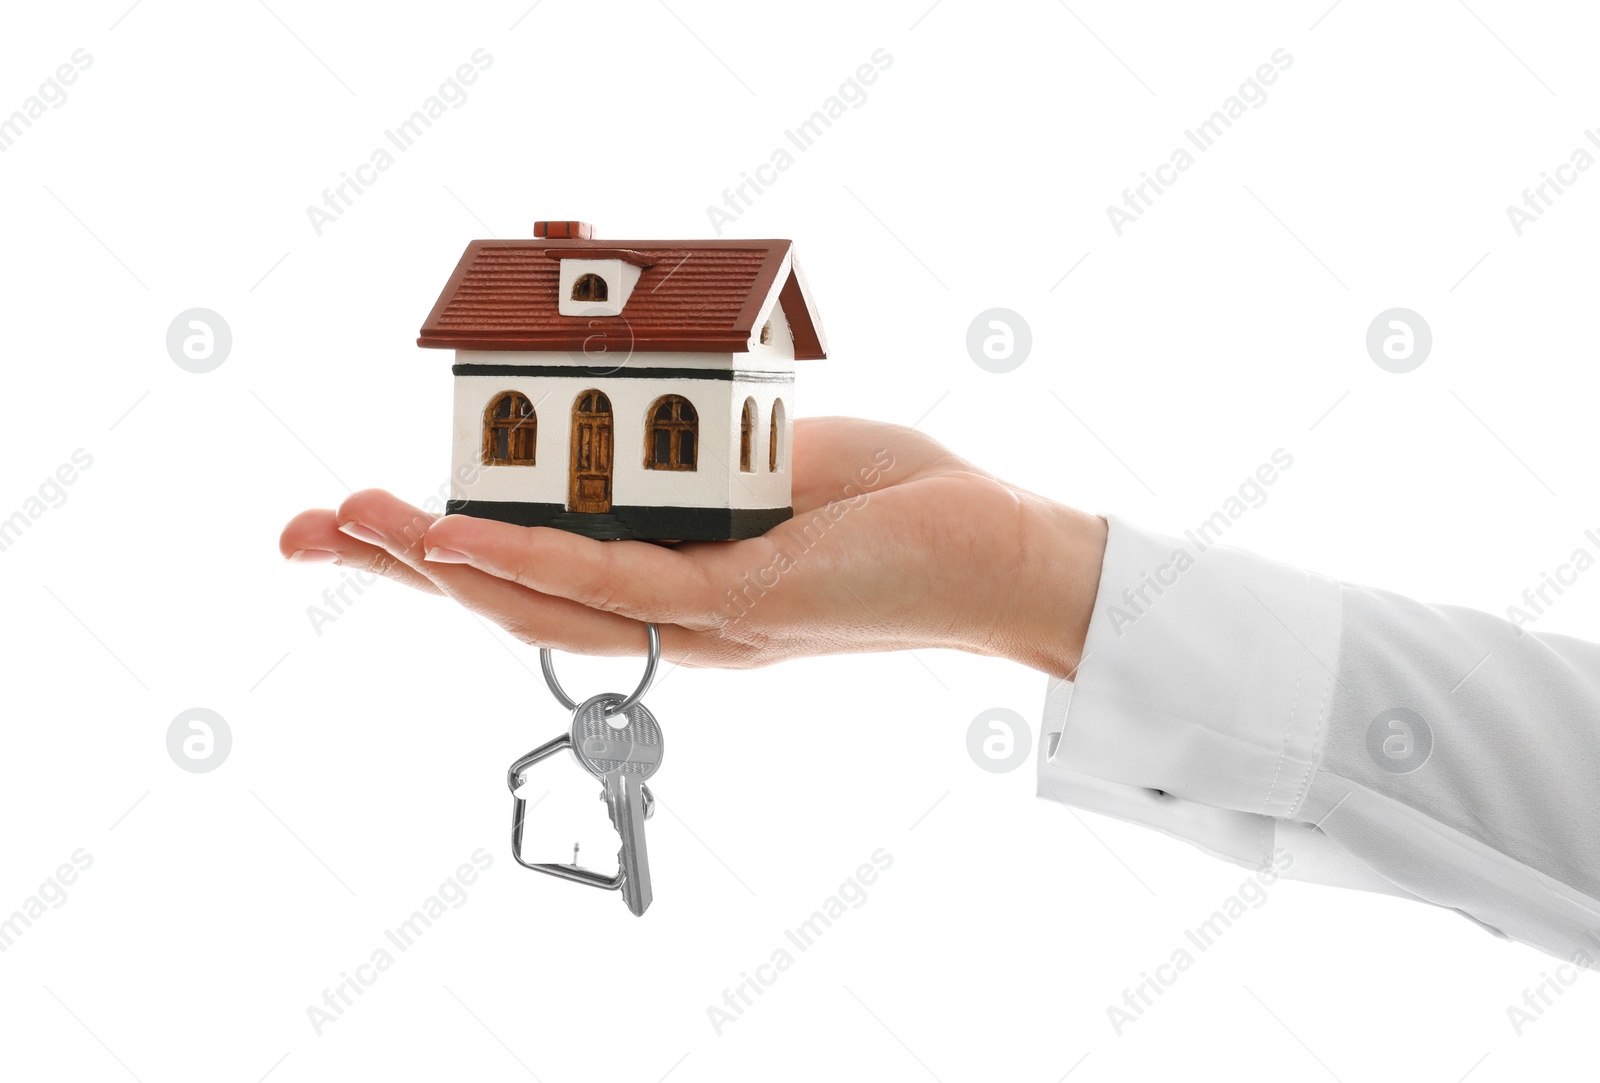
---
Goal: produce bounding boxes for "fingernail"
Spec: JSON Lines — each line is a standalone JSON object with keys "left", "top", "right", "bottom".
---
{"left": 424, "top": 547, "right": 473, "bottom": 564}
{"left": 288, "top": 549, "right": 340, "bottom": 564}
{"left": 337, "top": 521, "right": 385, "bottom": 546}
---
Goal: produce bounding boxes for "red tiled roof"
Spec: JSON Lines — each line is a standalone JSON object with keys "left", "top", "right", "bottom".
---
{"left": 417, "top": 238, "right": 826, "bottom": 359}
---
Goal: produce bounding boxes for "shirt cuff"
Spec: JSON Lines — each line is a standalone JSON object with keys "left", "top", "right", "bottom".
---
{"left": 1037, "top": 515, "right": 1344, "bottom": 857}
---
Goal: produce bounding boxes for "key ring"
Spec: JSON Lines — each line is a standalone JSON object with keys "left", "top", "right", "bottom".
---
{"left": 540, "top": 623, "right": 660, "bottom": 717}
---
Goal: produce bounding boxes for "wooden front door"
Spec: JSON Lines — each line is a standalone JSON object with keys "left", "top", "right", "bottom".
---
{"left": 568, "top": 390, "right": 614, "bottom": 513}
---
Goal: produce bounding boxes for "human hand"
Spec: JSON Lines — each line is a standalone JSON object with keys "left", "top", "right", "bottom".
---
{"left": 279, "top": 417, "right": 1106, "bottom": 676}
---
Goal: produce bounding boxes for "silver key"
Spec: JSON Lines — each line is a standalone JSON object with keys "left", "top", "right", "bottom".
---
{"left": 570, "top": 692, "right": 664, "bottom": 915}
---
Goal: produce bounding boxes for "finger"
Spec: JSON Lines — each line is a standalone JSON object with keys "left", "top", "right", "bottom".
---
{"left": 422, "top": 514, "right": 743, "bottom": 629}
{"left": 335, "top": 490, "right": 658, "bottom": 657}
{"left": 280, "top": 508, "right": 442, "bottom": 595}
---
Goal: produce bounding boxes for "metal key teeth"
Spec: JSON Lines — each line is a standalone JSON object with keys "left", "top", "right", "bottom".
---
{"left": 600, "top": 784, "right": 656, "bottom": 820}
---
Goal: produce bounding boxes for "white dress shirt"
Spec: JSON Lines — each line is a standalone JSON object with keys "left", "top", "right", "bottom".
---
{"left": 1038, "top": 516, "right": 1600, "bottom": 964}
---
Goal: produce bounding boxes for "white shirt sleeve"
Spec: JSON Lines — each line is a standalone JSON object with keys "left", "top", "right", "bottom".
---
{"left": 1038, "top": 515, "right": 1600, "bottom": 964}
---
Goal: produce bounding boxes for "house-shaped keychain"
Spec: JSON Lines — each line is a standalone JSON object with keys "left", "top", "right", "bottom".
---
{"left": 417, "top": 221, "right": 827, "bottom": 541}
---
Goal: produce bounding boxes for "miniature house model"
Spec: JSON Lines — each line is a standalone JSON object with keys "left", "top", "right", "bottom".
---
{"left": 418, "top": 221, "right": 827, "bottom": 541}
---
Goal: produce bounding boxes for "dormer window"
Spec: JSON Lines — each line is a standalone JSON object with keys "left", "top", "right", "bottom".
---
{"left": 571, "top": 274, "right": 608, "bottom": 303}
{"left": 556, "top": 257, "right": 641, "bottom": 317}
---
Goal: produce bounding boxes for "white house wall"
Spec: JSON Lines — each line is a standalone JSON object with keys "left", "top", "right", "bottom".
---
{"left": 452, "top": 363, "right": 793, "bottom": 512}
{"left": 726, "top": 379, "right": 793, "bottom": 505}
{"left": 739, "top": 297, "right": 797, "bottom": 486}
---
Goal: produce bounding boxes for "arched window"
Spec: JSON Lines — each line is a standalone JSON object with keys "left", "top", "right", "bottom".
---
{"left": 571, "top": 274, "right": 608, "bottom": 303}
{"left": 645, "top": 395, "right": 697, "bottom": 471}
{"left": 769, "top": 399, "right": 785, "bottom": 472}
{"left": 739, "top": 398, "right": 756, "bottom": 473}
{"left": 483, "top": 391, "right": 536, "bottom": 465}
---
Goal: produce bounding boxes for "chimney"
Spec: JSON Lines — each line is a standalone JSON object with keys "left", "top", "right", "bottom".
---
{"left": 534, "top": 221, "right": 593, "bottom": 240}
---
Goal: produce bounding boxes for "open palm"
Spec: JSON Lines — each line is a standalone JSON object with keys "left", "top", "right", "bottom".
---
{"left": 280, "top": 417, "right": 1102, "bottom": 674}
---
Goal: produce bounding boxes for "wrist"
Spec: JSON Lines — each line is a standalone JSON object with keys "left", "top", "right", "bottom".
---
{"left": 989, "top": 495, "right": 1107, "bottom": 678}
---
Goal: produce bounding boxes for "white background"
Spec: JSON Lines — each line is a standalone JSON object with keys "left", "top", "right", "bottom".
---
{"left": 2, "top": 1, "right": 1598, "bottom": 1080}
